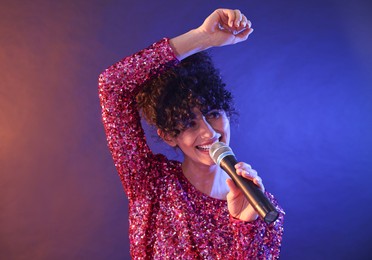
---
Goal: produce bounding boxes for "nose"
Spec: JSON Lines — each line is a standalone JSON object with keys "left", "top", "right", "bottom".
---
{"left": 199, "top": 116, "right": 216, "bottom": 139}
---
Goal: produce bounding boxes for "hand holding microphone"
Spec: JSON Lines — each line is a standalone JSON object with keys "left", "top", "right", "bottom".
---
{"left": 209, "top": 142, "right": 279, "bottom": 224}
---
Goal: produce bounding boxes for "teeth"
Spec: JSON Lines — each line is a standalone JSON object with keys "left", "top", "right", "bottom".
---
{"left": 198, "top": 145, "right": 212, "bottom": 150}
{"left": 196, "top": 141, "right": 218, "bottom": 151}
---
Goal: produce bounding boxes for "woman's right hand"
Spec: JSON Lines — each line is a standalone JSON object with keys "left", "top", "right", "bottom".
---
{"left": 170, "top": 9, "right": 253, "bottom": 60}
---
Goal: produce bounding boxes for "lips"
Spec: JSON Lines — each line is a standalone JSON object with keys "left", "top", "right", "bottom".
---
{"left": 196, "top": 143, "right": 215, "bottom": 151}
{"left": 195, "top": 135, "right": 222, "bottom": 152}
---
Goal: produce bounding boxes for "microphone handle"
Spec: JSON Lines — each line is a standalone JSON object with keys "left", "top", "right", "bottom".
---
{"left": 220, "top": 155, "right": 279, "bottom": 224}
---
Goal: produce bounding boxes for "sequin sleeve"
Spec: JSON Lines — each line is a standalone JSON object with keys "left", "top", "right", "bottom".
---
{"left": 98, "top": 38, "right": 179, "bottom": 199}
{"left": 229, "top": 192, "right": 285, "bottom": 259}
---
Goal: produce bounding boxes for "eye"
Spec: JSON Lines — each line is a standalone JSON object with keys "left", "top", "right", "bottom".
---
{"left": 205, "top": 110, "right": 221, "bottom": 120}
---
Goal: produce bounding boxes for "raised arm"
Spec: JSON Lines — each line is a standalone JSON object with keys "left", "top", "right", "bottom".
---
{"left": 98, "top": 39, "right": 179, "bottom": 198}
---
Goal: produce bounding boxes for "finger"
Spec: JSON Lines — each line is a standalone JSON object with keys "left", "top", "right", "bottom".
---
{"left": 240, "top": 15, "right": 252, "bottom": 28}
{"left": 240, "top": 15, "right": 247, "bottom": 28}
{"left": 252, "top": 175, "right": 261, "bottom": 185}
{"left": 235, "top": 162, "right": 252, "bottom": 170}
{"left": 234, "top": 9, "right": 242, "bottom": 27}
{"left": 253, "top": 176, "right": 265, "bottom": 192}
{"left": 235, "top": 163, "right": 255, "bottom": 177}
{"left": 242, "top": 168, "right": 258, "bottom": 179}
{"left": 247, "top": 19, "right": 252, "bottom": 28}
{"left": 224, "top": 9, "right": 236, "bottom": 27}
{"left": 234, "top": 27, "right": 253, "bottom": 40}
{"left": 226, "top": 178, "right": 241, "bottom": 196}
{"left": 244, "top": 172, "right": 265, "bottom": 192}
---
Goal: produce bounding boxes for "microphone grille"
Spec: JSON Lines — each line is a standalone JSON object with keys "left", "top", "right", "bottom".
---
{"left": 209, "top": 142, "right": 234, "bottom": 165}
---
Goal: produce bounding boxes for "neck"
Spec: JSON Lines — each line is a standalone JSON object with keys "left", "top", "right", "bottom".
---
{"left": 182, "top": 158, "right": 219, "bottom": 196}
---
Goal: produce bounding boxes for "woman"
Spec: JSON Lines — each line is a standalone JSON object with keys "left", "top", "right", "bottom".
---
{"left": 99, "top": 8, "right": 284, "bottom": 259}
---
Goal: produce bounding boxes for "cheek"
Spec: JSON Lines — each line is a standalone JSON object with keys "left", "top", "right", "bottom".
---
{"left": 218, "top": 117, "right": 231, "bottom": 142}
{"left": 176, "top": 131, "right": 197, "bottom": 148}
{"left": 219, "top": 117, "right": 230, "bottom": 133}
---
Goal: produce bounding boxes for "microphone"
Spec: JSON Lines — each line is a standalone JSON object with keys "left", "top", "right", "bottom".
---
{"left": 209, "top": 142, "right": 279, "bottom": 224}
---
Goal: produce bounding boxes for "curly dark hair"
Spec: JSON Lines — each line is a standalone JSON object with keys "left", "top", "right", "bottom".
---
{"left": 136, "top": 51, "right": 236, "bottom": 138}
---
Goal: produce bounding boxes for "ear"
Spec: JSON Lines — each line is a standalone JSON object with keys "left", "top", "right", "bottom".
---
{"left": 157, "top": 129, "right": 177, "bottom": 147}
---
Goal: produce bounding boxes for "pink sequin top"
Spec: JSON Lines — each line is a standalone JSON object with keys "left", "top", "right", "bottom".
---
{"left": 98, "top": 38, "right": 284, "bottom": 259}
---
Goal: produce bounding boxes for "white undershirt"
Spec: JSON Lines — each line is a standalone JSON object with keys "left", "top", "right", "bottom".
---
{"left": 209, "top": 169, "right": 230, "bottom": 200}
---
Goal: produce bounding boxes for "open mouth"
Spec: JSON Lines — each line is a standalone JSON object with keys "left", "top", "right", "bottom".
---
{"left": 195, "top": 137, "right": 222, "bottom": 152}
{"left": 196, "top": 143, "right": 215, "bottom": 152}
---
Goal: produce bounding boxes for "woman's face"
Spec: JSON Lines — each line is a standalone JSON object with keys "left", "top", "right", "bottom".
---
{"left": 168, "top": 108, "right": 231, "bottom": 167}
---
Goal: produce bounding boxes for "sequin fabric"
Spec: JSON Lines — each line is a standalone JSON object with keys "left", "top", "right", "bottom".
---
{"left": 98, "top": 38, "right": 284, "bottom": 259}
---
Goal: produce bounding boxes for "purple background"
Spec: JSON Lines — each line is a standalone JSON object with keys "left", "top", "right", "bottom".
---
{"left": 1, "top": 0, "right": 371, "bottom": 259}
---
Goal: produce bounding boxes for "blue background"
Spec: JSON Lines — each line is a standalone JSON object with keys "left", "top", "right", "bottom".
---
{"left": 1, "top": 0, "right": 371, "bottom": 259}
